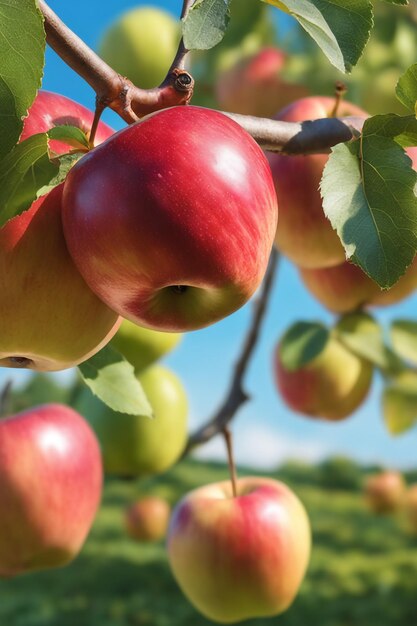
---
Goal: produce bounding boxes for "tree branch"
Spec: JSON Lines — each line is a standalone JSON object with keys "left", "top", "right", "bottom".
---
{"left": 184, "top": 249, "right": 280, "bottom": 454}
{"left": 38, "top": 0, "right": 194, "bottom": 122}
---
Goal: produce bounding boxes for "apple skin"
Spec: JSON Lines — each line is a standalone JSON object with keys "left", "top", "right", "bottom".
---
{"left": 21, "top": 90, "right": 114, "bottom": 154}
{"left": 0, "top": 404, "right": 102, "bottom": 577}
{"left": 300, "top": 256, "right": 417, "bottom": 314}
{"left": 0, "top": 184, "right": 120, "bottom": 371}
{"left": 215, "top": 47, "right": 308, "bottom": 118}
{"left": 62, "top": 106, "right": 278, "bottom": 332}
{"left": 275, "top": 335, "right": 373, "bottom": 421}
{"left": 75, "top": 364, "right": 188, "bottom": 477}
{"left": 364, "top": 471, "right": 405, "bottom": 514}
{"left": 167, "top": 477, "right": 311, "bottom": 623}
{"left": 99, "top": 7, "right": 180, "bottom": 89}
{"left": 267, "top": 97, "right": 368, "bottom": 269}
{"left": 125, "top": 496, "right": 170, "bottom": 542}
{"left": 111, "top": 319, "right": 181, "bottom": 373}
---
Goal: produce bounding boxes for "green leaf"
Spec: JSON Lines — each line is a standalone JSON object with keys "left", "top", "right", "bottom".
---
{"left": 48, "top": 125, "right": 90, "bottom": 151}
{"left": 36, "top": 152, "right": 83, "bottom": 198}
{"left": 321, "top": 121, "right": 417, "bottom": 288}
{"left": 335, "top": 312, "right": 405, "bottom": 373}
{"left": 78, "top": 344, "right": 153, "bottom": 417}
{"left": 0, "top": 0, "right": 45, "bottom": 160}
{"left": 0, "top": 134, "right": 57, "bottom": 227}
{"left": 263, "top": 0, "right": 372, "bottom": 73}
{"left": 183, "top": 0, "right": 231, "bottom": 50}
{"left": 383, "top": 372, "right": 417, "bottom": 436}
{"left": 391, "top": 320, "right": 417, "bottom": 366}
{"left": 396, "top": 64, "right": 417, "bottom": 115}
{"left": 279, "top": 321, "right": 329, "bottom": 371}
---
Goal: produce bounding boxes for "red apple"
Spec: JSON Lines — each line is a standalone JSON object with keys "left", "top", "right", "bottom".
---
{"left": 125, "top": 496, "right": 170, "bottom": 542}
{"left": 274, "top": 333, "right": 373, "bottom": 421}
{"left": 215, "top": 47, "right": 309, "bottom": 118}
{"left": 0, "top": 404, "right": 102, "bottom": 577}
{"left": 62, "top": 106, "right": 278, "bottom": 331}
{"left": 0, "top": 184, "right": 120, "bottom": 371}
{"left": 21, "top": 90, "right": 114, "bottom": 153}
{"left": 300, "top": 256, "right": 417, "bottom": 314}
{"left": 364, "top": 470, "right": 405, "bottom": 514}
{"left": 267, "top": 96, "right": 368, "bottom": 269}
{"left": 167, "top": 477, "right": 311, "bottom": 623}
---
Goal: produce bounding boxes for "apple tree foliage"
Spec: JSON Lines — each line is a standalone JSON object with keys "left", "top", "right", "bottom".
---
{"left": 2, "top": 0, "right": 417, "bottom": 430}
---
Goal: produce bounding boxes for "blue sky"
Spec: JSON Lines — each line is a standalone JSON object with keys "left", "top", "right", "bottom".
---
{"left": 8, "top": 0, "right": 417, "bottom": 470}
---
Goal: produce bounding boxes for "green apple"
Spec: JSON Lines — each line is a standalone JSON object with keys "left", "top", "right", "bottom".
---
{"left": 99, "top": 7, "right": 180, "bottom": 89}
{"left": 75, "top": 365, "right": 188, "bottom": 477}
{"left": 111, "top": 319, "right": 181, "bottom": 373}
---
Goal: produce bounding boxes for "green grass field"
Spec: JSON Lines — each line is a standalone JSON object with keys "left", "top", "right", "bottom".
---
{"left": 1, "top": 458, "right": 417, "bottom": 626}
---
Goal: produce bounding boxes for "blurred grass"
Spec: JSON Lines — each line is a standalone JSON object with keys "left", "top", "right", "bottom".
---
{"left": 1, "top": 458, "right": 417, "bottom": 626}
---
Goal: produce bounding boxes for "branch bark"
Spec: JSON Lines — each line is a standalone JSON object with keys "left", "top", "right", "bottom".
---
{"left": 184, "top": 249, "right": 280, "bottom": 455}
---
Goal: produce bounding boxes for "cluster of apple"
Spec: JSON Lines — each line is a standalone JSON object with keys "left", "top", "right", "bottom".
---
{"left": 364, "top": 470, "right": 417, "bottom": 534}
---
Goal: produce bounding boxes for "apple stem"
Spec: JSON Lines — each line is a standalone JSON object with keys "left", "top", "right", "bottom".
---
{"left": 223, "top": 427, "right": 238, "bottom": 498}
{"left": 0, "top": 380, "right": 12, "bottom": 418}
{"left": 89, "top": 101, "right": 106, "bottom": 148}
{"left": 329, "top": 82, "right": 347, "bottom": 118}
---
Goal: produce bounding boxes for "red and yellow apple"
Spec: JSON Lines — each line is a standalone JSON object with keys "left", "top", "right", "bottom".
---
{"left": 125, "top": 496, "right": 170, "bottom": 542}
{"left": 75, "top": 364, "right": 188, "bottom": 477}
{"left": 267, "top": 96, "right": 368, "bottom": 269}
{"left": 0, "top": 184, "right": 120, "bottom": 371}
{"left": 0, "top": 404, "right": 102, "bottom": 577}
{"left": 111, "top": 319, "right": 181, "bottom": 373}
{"left": 21, "top": 90, "right": 114, "bottom": 153}
{"left": 167, "top": 477, "right": 311, "bottom": 623}
{"left": 300, "top": 256, "right": 417, "bottom": 314}
{"left": 62, "top": 106, "right": 278, "bottom": 331}
{"left": 364, "top": 470, "right": 406, "bottom": 514}
{"left": 215, "top": 47, "right": 308, "bottom": 118}
{"left": 274, "top": 333, "right": 373, "bottom": 420}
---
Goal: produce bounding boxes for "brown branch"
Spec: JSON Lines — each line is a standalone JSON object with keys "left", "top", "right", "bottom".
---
{"left": 184, "top": 248, "right": 279, "bottom": 455}
{"left": 38, "top": 0, "right": 194, "bottom": 122}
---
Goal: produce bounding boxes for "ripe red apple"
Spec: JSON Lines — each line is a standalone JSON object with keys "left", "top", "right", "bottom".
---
{"left": 274, "top": 334, "right": 373, "bottom": 421}
{"left": 215, "top": 47, "right": 308, "bottom": 118}
{"left": 364, "top": 470, "right": 405, "bottom": 514}
{"left": 62, "top": 106, "right": 278, "bottom": 332}
{"left": 0, "top": 404, "right": 102, "bottom": 577}
{"left": 0, "top": 184, "right": 120, "bottom": 371}
{"left": 300, "top": 256, "right": 417, "bottom": 314}
{"left": 125, "top": 496, "right": 170, "bottom": 542}
{"left": 267, "top": 96, "right": 368, "bottom": 269}
{"left": 21, "top": 90, "right": 114, "bottom": 153}
{"left": 167, "top": 477, "right": 311, "bottom": 623}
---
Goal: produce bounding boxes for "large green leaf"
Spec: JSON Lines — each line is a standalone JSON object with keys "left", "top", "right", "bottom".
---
{"left": 263, "top": 0, "right": 372, "bottom": 72}
{"left": 0, "top": 0, "right": 45, "bottom": 160}
{"left": 390, "top": 320, "right": 417, "bottom": 366}
{"left": 396, "top": 64, "right": 417, "bottom": 115}
{"left": 78, "top": 345, "right": 153, "bottom": 417}
{"left": 321, "top": 118, "right": 417, "bottom": 288}
{"left": 183, "top": 0, "right": 231, "bottom": 50}
{"left": 279, "top": 321, "right": 329, "bottom": 371}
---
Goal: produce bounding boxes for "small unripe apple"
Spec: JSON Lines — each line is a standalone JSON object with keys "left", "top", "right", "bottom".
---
{"left": 167, "top": 477, "right": 311, "bottom": 623}
{"left": 99, "top": 7, "right": 180, "bottom": 89}
{"left": 404, "top": 484, "right": 417, "bottom": 533}
{"left": 0, "top": 184, "right": 120, "bottom": 371}
{"left": 275, "top": 334, "right": 373, "bottom": 421}
{"left": 111, "top": 319, "right": 181, "bottom": 373}
{"left": 75, "top": 364, "right": 188, "bottom": 477}
{"left": 62, "top": 106, "right": 278, "bottom": 332}
{"left": 21, "top": 90, "right": 114, "bottom": 153}
{"left": 0, "top": 404, "right": 102, "bottom": 577}
{"left": 267, "top": 96, "right": 368, "bottom": 269}
{"left": 364, "top": 471, "right": 406, "bottom": 514}
{"left": 215, "top": 47, "right": 308, "bottom": 118}
{"left": 125, "top": 496, "right": 170, "bottom": 542}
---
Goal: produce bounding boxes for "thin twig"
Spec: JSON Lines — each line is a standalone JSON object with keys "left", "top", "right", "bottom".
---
{"left": 223, "top": 427, "right": 238, "bottom": 497}
{"left": 184, "top": 249, "right": 280, "bottom": 454}
{"left": 0, "top": 380, "right": 12, "bottom": 417}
